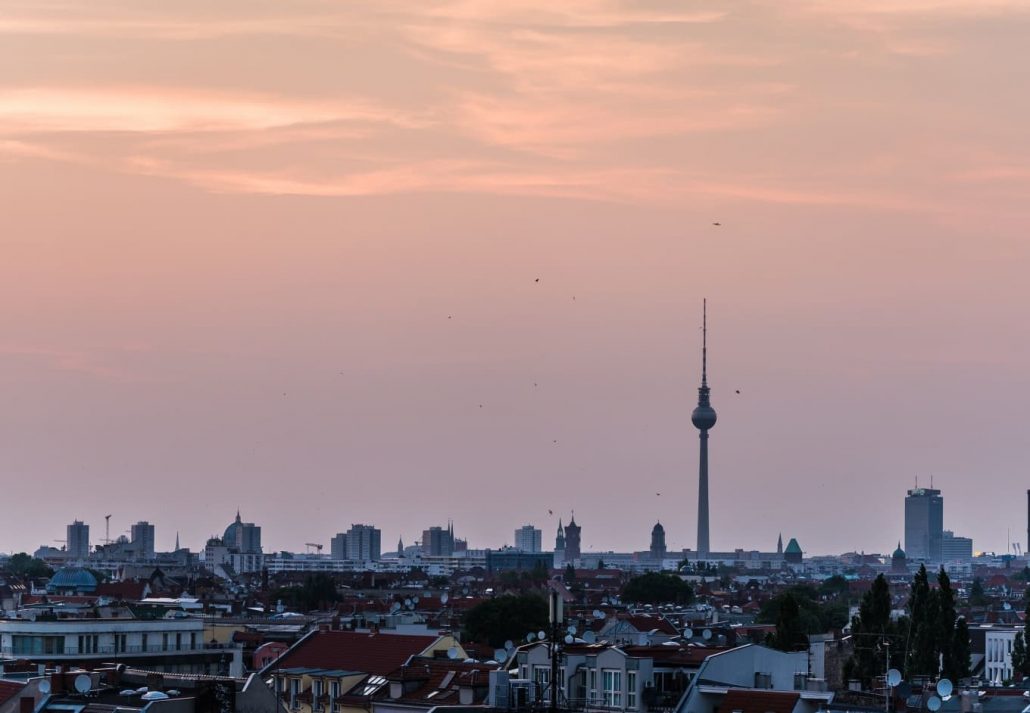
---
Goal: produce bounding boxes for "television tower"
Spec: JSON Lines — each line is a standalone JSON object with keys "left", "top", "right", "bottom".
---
{"left": 691, "top": 299, "right": 717, "bottom": 557}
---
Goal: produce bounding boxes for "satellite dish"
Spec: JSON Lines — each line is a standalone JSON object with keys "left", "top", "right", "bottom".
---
{"left": 937, "top": 680, "right": 953, "bottom": 698}
{"left": 565, "top": 634, "right": 574, "bottom": 644}
{"left": 597, "top": 611, "right": 607, "bottom": 620}
{"left": 684, "top": 628, "right": 694, "bottom": 639}
{"left": 167, "top": 690, "right": 181, "bottom": 697}
{"left": 390, "top": 602, "right": 401, "bottom": 613}
{"left": 462, "top": 586, "right": 470, "bottom": 595}
{"left": 702, "top": 629, "right": 713, "bottom": 640}
{"left": 447, "top": 646, "right": 460, "bottom": 659}
{"left": 141, "top": 692, "right": 169, "bottom": 701}
{"left": 928, "top": 696, "right": 942, "bottom": 712}
{"left": 120, "top": 690, "right": 138, "bottom": 697}
{"left": 413, "top": 596, "right": 420, "bottom": 604}
{"left": 38, "top": 681, "right": 51, "bottom": 695}
{"left": 404, "top": 598, "right": 412, "bottom": 607}
{"left": 583, "top": 631, "right": 597, "bottom": 644}
{"left": 441, "top": 593, "right": 449, "bottom": 604}
{"left": 74, "top": 675, "right": 91, "bottom": 694}
{"left": 527, "top": 632, "right": 536, "bottom": 642}
{"left": 494, "top": 649, "right": 508, "bottom": 663}
{"left": 504, "top": 640, "right": 514, "bottom": 651}
{"left": 537, "top": 630, "right": 547, "bottom": 641}
{"left": 1004, "top": 602, "right": 1012, "bottom": 611}
{"left": 567, "top": 625, "right": 577, "bottom": 635}
{"left": 592, "top": 609, "right": 601, "bottom": 618}
{"left": 887, "top": 669, "right": 902, "bottom": 687}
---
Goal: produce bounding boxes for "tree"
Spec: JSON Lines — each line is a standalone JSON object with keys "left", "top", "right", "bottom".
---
{"left": 936, "top": 568, "right": 958, "bottom": 682}
{"left": 463, "top": 594, "right": 548, "bottom": 647}
{"left": 969, "top": 577, "right": 988, "bottom": 606}
{"left": 845, "top": 575, "right": 903, "bottom": 688}
{"left": 770, "top": 592, "right": 809, "bottom": 652}
{"left": 1012, "top": 633, "right": 1027, "bottom": 676}
{"left": 564, "top": 563, "right": 576, "bottom": 583}
{"left": 820, "top": 575, "right": 850, "bottom": 599}
{"left": 597, "top": 559, "right": 606, "bottom": 570}
{"left": 621, "top": 572, "right": 694, "bottom": 605}
{"left": 4, "top": 553, "right": 53, "bottom": 579}
{"left": 907, "top": 565, "right": 937, "bottom": 677}
{"left": 952, "top": 617, "right": 971, "bottom": 681}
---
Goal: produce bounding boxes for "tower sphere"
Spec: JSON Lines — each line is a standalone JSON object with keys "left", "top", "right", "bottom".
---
{"left": 691, "top": 404, "right": 717, "bottom": 430}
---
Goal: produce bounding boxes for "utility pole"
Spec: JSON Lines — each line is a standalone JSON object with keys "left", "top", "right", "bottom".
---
{"left": 549, "top": 589, "right": 564, "bottom": 713}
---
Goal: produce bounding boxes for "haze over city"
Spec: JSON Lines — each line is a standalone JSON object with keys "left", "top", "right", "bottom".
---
{"left": 3, "top": 0, "right": 1030, "bottom": 557}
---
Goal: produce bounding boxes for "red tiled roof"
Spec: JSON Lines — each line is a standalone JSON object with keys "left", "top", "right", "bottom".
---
{"left": 0, "top": 680, "right": 26, "bottom": 706}
{"left": 621, "top": 614, "right": 678, "bottom": 635}
{"left": 273, "top": 630, "right": 444, "bottom": 676}
{"left": 374, "top": 658, "right": 497, "bottom": 705}
{"left": 721, "top": 690, "right": 800, "bottom": 713}
{"left": 95, "top": 582, "right": 148, "bottom": 600}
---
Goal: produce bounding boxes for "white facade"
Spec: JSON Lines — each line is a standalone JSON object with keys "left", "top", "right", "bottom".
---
{"left": 0, "top": 618, "right": 204, "bottom": 659}
{"left": 984, "top": 627, "right": 1016, "bottom": 684}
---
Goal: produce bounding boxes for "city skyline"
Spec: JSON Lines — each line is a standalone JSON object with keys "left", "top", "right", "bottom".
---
{"left": 2, "top": 1, "right": 1030, "bottom": 557}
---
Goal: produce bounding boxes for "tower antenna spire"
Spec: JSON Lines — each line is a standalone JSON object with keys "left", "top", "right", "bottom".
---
{"left": 701, "top": 298, "right": 708, "bottom": 387}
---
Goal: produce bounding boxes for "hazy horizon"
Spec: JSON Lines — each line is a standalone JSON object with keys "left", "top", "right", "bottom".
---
{"left": 2, "top": 0, "right": 1030, "bottom": 559}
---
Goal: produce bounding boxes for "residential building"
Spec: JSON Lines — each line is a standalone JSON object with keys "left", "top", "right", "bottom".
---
{"left": 905, "top": 487, "right": 943, "bottom": 562}
{"left": 345, "top": 524, "right": 382, "bottom": 561}
{"left": 421, "top": 525, "right": 454, "bottom": 557}
{"left": 130, "top": 521, "right": 156, "bottom": 559}
{"left": 514, "top": 525, "right": 542, "bottom": 553}
{"left": 331, "top": 533, "right": 348, "bottom": 560}
{"left": 66, "top": 521, "right": 89, "bottom": 561}
{"left": 485, "top": 550, "right": 552, "bottom": 574}
{"left": 0, "top": 616, "right": 242, "bottom": 676}
{"left": 261, "top": 628, "right": 465, "bottom": 713}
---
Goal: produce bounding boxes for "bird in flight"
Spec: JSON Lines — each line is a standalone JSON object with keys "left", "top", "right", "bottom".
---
{"left": 735, "top": 389, "right": 740, "bottom": 394}
{"left": 548, "top": 509, "right": 553, "bottom": 515}
{"left": 712, "top": 222, "right": 721, "bottom": 226}
{"left": 535, "top": 278, "right": 540, "bottom": 282}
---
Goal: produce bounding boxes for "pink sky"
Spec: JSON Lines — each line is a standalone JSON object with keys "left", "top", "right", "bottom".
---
{"left": 2, "top": 0, "right": 1030, "bottom": 557}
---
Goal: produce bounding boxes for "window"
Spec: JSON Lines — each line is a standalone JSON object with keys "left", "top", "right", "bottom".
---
{"left": 589, "top": 669, "right": 597, "bottom": 704}
{"left": 142, "top": 634, "right": 149, "bottom": 652}
{"left": 627, "top": 671, "right": 637, "bottom": 710}
{"left": 602, "top": 670, "right": 622, "bottom": 708}
{"left": 163, "top": 633, "right": 169, "bottom": 651}
{"left": 534, "top": 667, "right": 551, "bottom": 702}
{"left": 330, "top": 682, "right": 339, "bottom": 699}
{"left": 176, "top": 633, "right": 182, "bottom": 651}
{"left": 191, "top": 633, "right": 197, "bottom": 650}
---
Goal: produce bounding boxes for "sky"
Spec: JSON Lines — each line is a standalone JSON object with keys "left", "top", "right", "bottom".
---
{"left": 2, "top": 0, "right": 1030, "bottom": 559}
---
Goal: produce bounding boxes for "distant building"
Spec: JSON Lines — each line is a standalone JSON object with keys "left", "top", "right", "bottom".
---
{"left": 66, "top": 520, "right": 89, "bottom": 560}
{"left": 891, "top": 543, "right": 907, "bottom": 573}
{"left": 650, "top": 522, "right": 667, "bottom": 561}
{"left": 942, "top": 530, "right": 973, "bottom": 561}
{"left": 564, "top": 515, "right": 582, "bottom": 562}
{"left": 130, "top": 521, "right": 155, "bottom": 559}
{"left": 783, "top": 538, "right": 802, "bottom": 565}
{"left": 223, "top": 510, "right": 262, "bottom": 554}
{"left": 514, "top": 525, "right": 542, "bottom": 553}
{"left": 905, "top": 487, "right": 943, "bottom": 562}
{"left": 422, "top": 524, "right": 455, "bottom": 556}
{"left": 345, "top": 524, "right": 381, "bottom": 561}
{"left": 330, "top": 532, "right": 347, "bottom": 560}
{"left": 485, "top": 550, "right": 552, "bottom": 573}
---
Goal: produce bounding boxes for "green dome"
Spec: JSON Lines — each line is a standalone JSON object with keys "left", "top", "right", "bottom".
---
{"left": 784, "top": 538, "right": 802, "bottom": 555}
{"left": 892, "top": 543, "right": 906, "bottom": 559}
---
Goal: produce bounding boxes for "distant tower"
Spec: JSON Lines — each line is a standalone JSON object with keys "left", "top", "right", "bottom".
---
{"left": 564, "top": 514, "right": 582, "bottom": 562}
{"left": 555, "top": 520, "right": 565, "bottom": 552}
{"left": 650, "top": 522, "right": 667, "bottom": 561}
{"left": 691, "top": 300, "right": 717, "bottom": 558}
{"left": 777, "top": 533, "right": 783, "bottom": 555}
{"left": 397, "top": 536, "right": 404, "bottom": 557}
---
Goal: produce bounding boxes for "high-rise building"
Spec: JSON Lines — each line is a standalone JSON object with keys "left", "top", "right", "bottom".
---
{"left": 942, "top": 530, "right": 973, "bottom": 561}
{"left": 650, "top": 522, "right": 667, "bottom": 560}
{"left": 345, "top": 524, "right": 381, "bottom": 561}
{"left": 130, "top": 521, "right": 155, "bottom": 559}
{"left": 422, "top": 525, "right": 455, "bottom": 556}
{"left": 691, "top": 300, "right": 717, "bottom": 558}
{"left": 67, "top": 520, "right": 89, "bottom": 560}
{"left": 564, "top": 515, "right": 581, "bottom": 562}
{"left": 330, "top": 533, "right": 348, "bottom": 560}
{"left": 904, "top": 487, "right": 943, "bottom": 562}
{"left": 514, "top": 525, "right": 542, "bottom": 553}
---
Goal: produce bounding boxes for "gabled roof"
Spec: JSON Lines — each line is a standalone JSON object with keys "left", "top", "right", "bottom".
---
{"left": 0, "top": 680, "right": 26, "bottom": 706}
{"left": 267, "top": 630, "right": 449, "bottom": 677}
{"left": 721, "top": 689, "right": 800, "bottom": 713}
{"left": 373, "top": 657, "right": 498, "bottom": 706}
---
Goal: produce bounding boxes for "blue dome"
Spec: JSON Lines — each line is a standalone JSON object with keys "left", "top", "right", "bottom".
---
{"left": 47, "top": 567, "right": 98, "bottom": 593}
{"left": 222, "top": 511, "right": 243, "bottom": 545}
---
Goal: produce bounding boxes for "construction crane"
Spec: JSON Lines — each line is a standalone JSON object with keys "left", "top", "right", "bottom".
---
{"left": 305, "top": 543, "right": 323, "bottom": 554}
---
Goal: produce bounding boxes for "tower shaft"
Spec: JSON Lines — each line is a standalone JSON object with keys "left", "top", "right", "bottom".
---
{"left": 697, "top": 431, "right": 710, "bottom": 557}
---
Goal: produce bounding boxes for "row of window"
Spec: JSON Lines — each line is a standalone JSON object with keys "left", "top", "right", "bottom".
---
{"left": 8, "top": 632, "right": 199, "bottom": 656}
{"left": 525, "top": 666, "right": 639, "bottom": 709}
